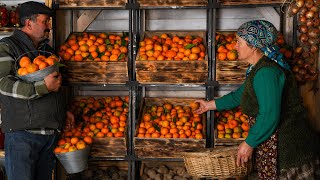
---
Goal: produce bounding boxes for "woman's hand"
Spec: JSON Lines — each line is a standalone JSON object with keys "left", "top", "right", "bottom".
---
{"left": 193, "top": 100, "right": 216, "bottom": 114}
{"left": 237, "top": 141, "right": 253, "bottom": 167}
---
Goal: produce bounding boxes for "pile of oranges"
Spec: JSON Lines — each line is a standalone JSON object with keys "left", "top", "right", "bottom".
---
{"left": 58, "top": 32, "right": 129, "bottom": 62}
{"left": 215, "top": 107, "right": 249, "bottom": 139}
{"left": 137, "top": 33, "right": 206, "bottom": 61}
{"left": 17, "top": 54, "right": 59, "bottom": 76}
{"left": 136, "top": 101, "right": 204, "bottom": 139}
{"left": 54, "top": 129, "right": 92, "bottom": 154}
{"left": 54, "top": 96, "right": 129, "bottom": 154}
{"left": 216, "top": 32, "right": 238, "bottom": 61}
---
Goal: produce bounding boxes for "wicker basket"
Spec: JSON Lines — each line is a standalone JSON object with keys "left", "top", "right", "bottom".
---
{"left": 183, "top": 146, "right": 252, "bottom": 178}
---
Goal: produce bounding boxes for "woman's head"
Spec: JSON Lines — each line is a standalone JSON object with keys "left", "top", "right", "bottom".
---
{"left": 235, "top": 20, "right": 291, "bottom": 72}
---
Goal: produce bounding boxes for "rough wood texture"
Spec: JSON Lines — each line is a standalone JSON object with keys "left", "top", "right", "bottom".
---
{"left": 57, "top": 0, "right": 127, "bottom": 8}
{"left": 90, "top": 137, "right": 127, "bottom": 158}
{"left": 138, "top": 0, "right": 207, "bottom": 7}
{"left": 218, "top": 0, "right": 285, "bottom": 5}
{"left": 136, "top": 31, "right": 208, "bottom": 84}
{"left": 63, "top": 61, "right": 128, "bottom": 84}
{"left": 134, "top": 97, "right": 206, "bottom": 159}
{"left": 216, "top": 61, "right": 249, "bottom": 84}
{"left": 87, "top": 160, "right": 128, "bottom": 171}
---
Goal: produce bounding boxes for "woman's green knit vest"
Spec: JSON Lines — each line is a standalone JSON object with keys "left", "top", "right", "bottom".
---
{"left": 240, "top": 56, "right": 319, "bottom": 170}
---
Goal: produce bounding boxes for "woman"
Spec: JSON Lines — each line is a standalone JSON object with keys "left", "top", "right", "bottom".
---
{"left": 195, "top": 20, "right": 320, "bottom": 179}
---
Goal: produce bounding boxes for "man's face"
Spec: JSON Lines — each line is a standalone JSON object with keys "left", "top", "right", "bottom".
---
{"left": 30, "top": 14, "right": 51, "bottom": 42}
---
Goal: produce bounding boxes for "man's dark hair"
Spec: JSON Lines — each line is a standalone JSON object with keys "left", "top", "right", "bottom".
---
{"left": 20, "top": 14, "right": 39, "bottom": 27}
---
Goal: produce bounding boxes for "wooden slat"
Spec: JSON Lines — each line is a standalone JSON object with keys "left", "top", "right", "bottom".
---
{"left": 76, "top": 10, "right": 101, "bottom": 32}
{"left": 63, "top": 61, "right": 128, "bottom": 84}
{"left": 216, "top": 61, "right": 249, "bottom": 84}
{"left": 87, "top": 161, "right": 128, "bottom": 170}
{"left": 138, "top": 0, "right": 207, "bottom": 7}
{"left": 218, "top": 0, "right": 285, "bottom": 5}
{"left": 58, "top": 0, "right": 127, "bottom": 8}
{"left": 134, "top": 97, "right": 206, "bottom": 159}
{"left": 136, "top": 31, "right": 208, "bottom": 84}
{"left": 90, "top": 137, "right": 127, "bottom": 157}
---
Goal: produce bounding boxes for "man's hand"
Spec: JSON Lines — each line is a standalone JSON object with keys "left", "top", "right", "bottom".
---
{"left": 44, "top": 71, "right": 61, "bottom": 92}
{"left": 193, "top": 100, "right": 216, "bottom": 114}
{"left": 65, "top": 111, "right": 75, "bottom": 130}
{"left": 237, "top": 141, "right": 253, "bottom": 167}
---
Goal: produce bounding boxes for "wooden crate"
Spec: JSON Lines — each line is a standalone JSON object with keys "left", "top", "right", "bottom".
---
{"left": 90, "top": 137, "right": 127, "bottom": 157}
{"left": 134, "top": 97, "right": 206, "bottom": 159}
{"left": 71, "top": 96, "right": 128, "bottom": 158}
{"left": 62, "top": 32, "right": 129, "bottom": 85}
{"left": 138, "top": 0, "right": 207, "bottom": 7}
{"left": 57, "top": 0, "right": 127, "bottom": 8}
{"left": 136, "top": 31, "right": 208, "bottom": 84}
{"left": 216, "top": 61, "right": 249, "bottom": 84}
{"left": 218, "top": 0, "right": 285, "bottom": 5}
{"left": 63, "top": 61, "right": 128, "bottom": 85}
{"left": 140, "top": 161, "right": 191, "bottom": 179}
{"left": 214, "top": 130, "right": 245, "bottom": 146}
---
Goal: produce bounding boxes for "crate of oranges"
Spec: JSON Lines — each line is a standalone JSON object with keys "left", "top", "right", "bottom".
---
{"left": 214, "top": 107, "right": 250, "bottom": 146}
{"left": 58, "top": 32, "right": 129, "bottom": 85}
{"left": 215, "top": 32, "right": 249, "bottom": 84}
{"left": 134, "top": 97, "right": 206, "bottom": 159}
{"left": 66, "top": 96, "right": 129, "bottom": 158}
{"left": 135, "top": 31, "right": 208, "bottom": 84}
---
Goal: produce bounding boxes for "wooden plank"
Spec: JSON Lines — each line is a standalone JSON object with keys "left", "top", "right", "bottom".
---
{"left": 63, "top": 61, "right": 128, "bottom": 84}
{"left": 57, "top": 0, "right": 127, "bottom": 8}
{"left": 138, "top": 0, "right": 207, "bottom": 7}
{"left": 76, "top": 10, "right": 101, "bottom": 32}
{"left": 90, "top": 137, "right": 127, "bottom": 157}
{"left": 216, "top": 60, "right": 249, "bottom": 84}
{"left": 256, "top": 7, "right": 280, "bottom": 30}
{"left": 134, "top": 97, "right": 206, "bottom": 159}
{"left": 218, "top": 0, "right": 285, "bottom": 5}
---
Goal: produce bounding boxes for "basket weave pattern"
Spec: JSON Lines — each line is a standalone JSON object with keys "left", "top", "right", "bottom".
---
{"left": 183, "top": 146, "right": 252, "bottom": 178}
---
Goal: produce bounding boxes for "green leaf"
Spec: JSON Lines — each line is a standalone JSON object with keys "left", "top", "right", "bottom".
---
{"left": 108, "top": 125, "right": 112, "bottom": 131}
{"left": 121, "top": 38, "right": 127, "bottom": 46}
{"left": 123, "top": 102, "right": 129, "bottom": 108}
{"left": 184, "top": 44, "right": 196, "bottom": 49}
{"left": 87, "top": 109, "right": 95, "bottom": 116}
{"left": 173, "top": 116, "right": 177, "bottom": 123}
{"left": 153, "top": 124, "right": 161, "bottom": 132}
{"left": 54, "top": 62, "right": 65, "bottom": 67}
{"left": 194, "top": 122, "right": 199, "bottom": 130}
{"left": 151, "top": 116, "right": 157, "bottom": 121}
{"left": 118, "top": 53, "right": 125, "bottom": 60}
{"left": 105, "top": 39, "right": 111, "bottom": 45}
{"left": 164, "top": 108, "right": 169, "bottom": 114}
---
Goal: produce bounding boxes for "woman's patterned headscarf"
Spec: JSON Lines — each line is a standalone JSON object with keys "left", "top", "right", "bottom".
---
{"left": 236, "top": 20, "right": 290, "bottom": 76}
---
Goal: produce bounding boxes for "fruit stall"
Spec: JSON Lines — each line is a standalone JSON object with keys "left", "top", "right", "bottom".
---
{"left": 0, "top": 0, "right": 319, "bottom": 179}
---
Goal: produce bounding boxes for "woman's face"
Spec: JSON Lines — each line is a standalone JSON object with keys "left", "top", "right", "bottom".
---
{"left": 235, "top": 35, "right": 254, "bottom": 62}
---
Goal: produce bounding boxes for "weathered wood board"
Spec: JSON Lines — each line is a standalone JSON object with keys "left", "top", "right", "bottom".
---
{"left": 216, "top": 61, "right": 249, "bottom": 84}
{"left": 138, "top": 0, "right": 208, "bottom": 7}
{"left": 90, "top": 137, "right": 127, "bottom": 158}
{"left": 136, "top": 31, "right": 208, "bottom": 84}
{"left": 218, "top": 0, "right": 285, "bottom": 5}
{"left": 57, "top": 0, "right": 127, "bottom": 8}
{"left": 134, "top": 97, "right": 206, "bottom": 159}
{"left": 63, "top": 61, "right": 128, "bottom": 84}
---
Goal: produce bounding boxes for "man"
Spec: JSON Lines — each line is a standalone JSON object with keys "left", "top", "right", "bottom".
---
{"left": 0, "top": 1, "right": 73, "bottom": 180}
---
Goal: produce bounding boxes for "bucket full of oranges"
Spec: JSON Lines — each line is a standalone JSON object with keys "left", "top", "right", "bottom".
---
{"left": 16, "top": 50, "right": 60, "bottom": 82}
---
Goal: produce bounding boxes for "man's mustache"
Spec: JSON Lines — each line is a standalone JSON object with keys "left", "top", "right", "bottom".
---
{"left": 44, "top": 29, "right": 50, "bottom": 33}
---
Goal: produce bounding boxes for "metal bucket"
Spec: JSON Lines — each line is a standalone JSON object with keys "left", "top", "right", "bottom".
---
{"left": 55, "top": 146, "right": 90, "bottom": 174}
{"left": 16, "top": 50, "right": 61, "bottom": 82}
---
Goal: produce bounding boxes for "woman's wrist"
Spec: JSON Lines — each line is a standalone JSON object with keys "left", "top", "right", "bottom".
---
{"left": 208, "top": 100, "right": 217, "bottom": 110}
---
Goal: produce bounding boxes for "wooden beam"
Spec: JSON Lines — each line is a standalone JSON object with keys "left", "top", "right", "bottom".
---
{"left": 256, "top": 7, "right": 280, "bottom": 30}
{"left": 76, "top": 10, "right": 101, "bottom": 32}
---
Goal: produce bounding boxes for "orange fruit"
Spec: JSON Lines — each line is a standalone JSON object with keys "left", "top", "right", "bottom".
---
{"left": 26, "top": 64, "right": 39, "bottom": 73}
{"left": 83, "top": 136, "right": 93, "bottom": 144}
{"left": 70, "top": 137, "right": 79, "bottom": 145}
{"left": 38, "top": 61, "right": 48, "bottom": 70}
{"left": 54, "top": 147, "right": 63, "bottom": 154}
{"left": 17, "top": 68, "right": 28, "bottom": 76}
{"left": 227, "top": 50, "right": 238, "bottom": 61}
{"left": 19, "top": 56, "right": 31, "bottom": 68}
